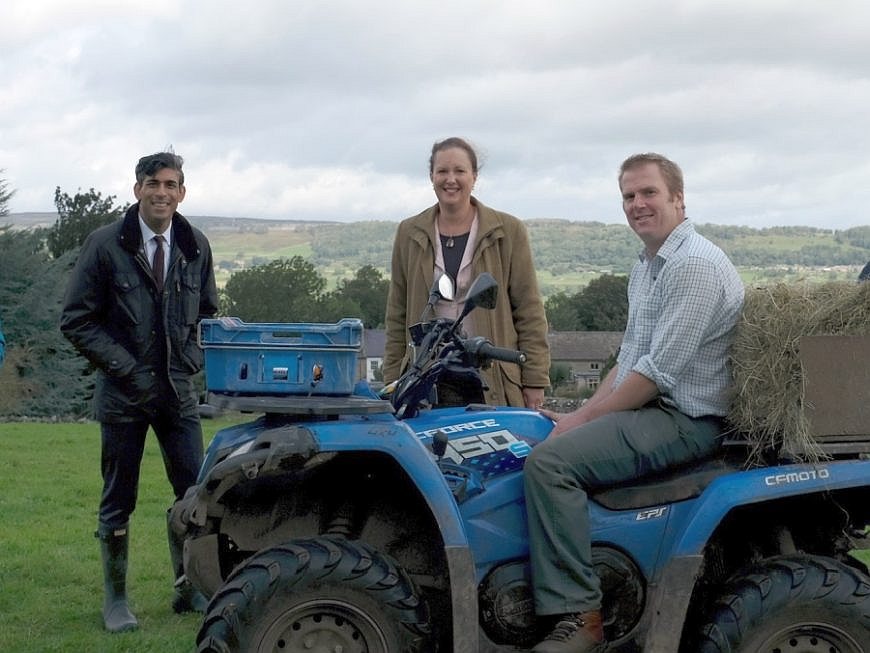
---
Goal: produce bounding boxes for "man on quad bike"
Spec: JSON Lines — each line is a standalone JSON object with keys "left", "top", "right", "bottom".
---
{"left": 526, "top": 153, "right": 745, "bottom": 653}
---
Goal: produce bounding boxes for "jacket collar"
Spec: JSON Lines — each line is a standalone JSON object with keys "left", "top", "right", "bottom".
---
{"left": 119, "top": 203, "right": 201, "bottom": 260}
{"left": 408, "top": 196, "right": 505, "bottom": 246}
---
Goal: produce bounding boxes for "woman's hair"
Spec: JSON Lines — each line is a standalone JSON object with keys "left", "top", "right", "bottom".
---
{"left": 429, "top": 137, "right": 479, "bottom": 175}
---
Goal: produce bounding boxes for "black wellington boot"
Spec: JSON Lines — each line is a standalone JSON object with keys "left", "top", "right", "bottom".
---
{"left": 167, "top": 511, "right": 208, "bottom": 614}
{"left": 97, "top": 525, "right": 139, "bottom": 633}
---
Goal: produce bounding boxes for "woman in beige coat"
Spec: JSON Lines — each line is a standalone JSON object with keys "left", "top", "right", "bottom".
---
{"left": 384, "top": 137, "right": 550, "bottom": 408}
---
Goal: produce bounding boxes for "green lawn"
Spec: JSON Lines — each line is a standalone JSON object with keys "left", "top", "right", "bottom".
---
{"left": 0, "top": 418, "right": 241, "bottom": 653}
{"left": 1, "top": 419, "right": 868, "bottom": 652}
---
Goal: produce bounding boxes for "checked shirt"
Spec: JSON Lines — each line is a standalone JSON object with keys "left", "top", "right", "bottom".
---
{"left": 615, "top": 220, "right": 744, "bottom": 417}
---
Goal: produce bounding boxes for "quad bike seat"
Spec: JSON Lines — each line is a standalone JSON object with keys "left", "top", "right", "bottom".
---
{"left": 591, "top": 446, "right": 745, "bottom": 511}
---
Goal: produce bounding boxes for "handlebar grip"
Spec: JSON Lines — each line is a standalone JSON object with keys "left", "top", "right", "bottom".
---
{"left": 467, "top": 337, "right": 527, "bottom": 365}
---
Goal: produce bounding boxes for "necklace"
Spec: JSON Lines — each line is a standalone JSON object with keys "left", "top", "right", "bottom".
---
{"left": 441, "top": 232, "right": 468, "bottom": 248}
{"left": 440, "top": 209, "right": 476, "bottom": 248}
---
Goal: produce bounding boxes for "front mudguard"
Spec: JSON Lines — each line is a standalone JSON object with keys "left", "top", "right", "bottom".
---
{"left": 172, "top": 413, "right": 483, "bottom": 651}
{"left": 168, "top": 421, "right": 330, "bottom": 594}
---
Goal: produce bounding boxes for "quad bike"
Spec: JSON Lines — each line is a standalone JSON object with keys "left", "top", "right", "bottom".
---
{"left": 171, "top": 272, "right": 870, "bottom": 652}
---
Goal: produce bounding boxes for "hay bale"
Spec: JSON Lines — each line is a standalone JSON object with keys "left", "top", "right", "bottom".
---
{"left": 727, "top": 281, "right": 870, "bottom": 464}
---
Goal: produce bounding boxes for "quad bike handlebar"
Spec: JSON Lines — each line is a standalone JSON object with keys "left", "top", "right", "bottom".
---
{"left": 463, "top": 335, "right": 528, "bottom": 367}
{"left": 386, "top": 273, "right": 526, "bottom": 418}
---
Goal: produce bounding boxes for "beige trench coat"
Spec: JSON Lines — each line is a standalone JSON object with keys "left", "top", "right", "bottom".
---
{"left": 384, "top": 198, "right": 550, "bottom": 406}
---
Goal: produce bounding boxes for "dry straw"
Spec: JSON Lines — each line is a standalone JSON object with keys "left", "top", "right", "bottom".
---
{"left": 727, "top": 281, "right": 870, "bottom": 465}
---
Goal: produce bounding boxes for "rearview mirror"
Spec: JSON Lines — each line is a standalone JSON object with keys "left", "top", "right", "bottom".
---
{"left": 436, "top": 274, "right": 455, "bottom": 302}
{"left": 419, "top": 273, "right": 456, "bottom": 322}
{"left": 457, "top": 272, "right": 498, "bottom": 323}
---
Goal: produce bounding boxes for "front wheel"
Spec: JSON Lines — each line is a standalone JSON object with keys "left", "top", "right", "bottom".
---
{"left": 695, "top": 554, "right": 870, "bottom": 653}
{"left": 196, "top": 535, "right": 432, "bottom": 653}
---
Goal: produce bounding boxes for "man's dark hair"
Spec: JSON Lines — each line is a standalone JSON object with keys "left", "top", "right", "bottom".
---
{"left": 135, "top": 152, "right": 185, "bottom": 185}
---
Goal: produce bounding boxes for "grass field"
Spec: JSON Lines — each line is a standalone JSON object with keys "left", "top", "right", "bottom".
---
{"left": 2, "top": 418, "right": 869, "bottom": 652}
{"left": 0, "top": 418, "right": 242, "bottom": 653}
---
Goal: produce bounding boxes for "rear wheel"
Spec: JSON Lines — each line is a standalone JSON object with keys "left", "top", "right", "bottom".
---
{"left": 696, "top": 555, "right": 870, "bottom": 652}
{"left": 196, "top": 535, "right": 431, "bottom": 653}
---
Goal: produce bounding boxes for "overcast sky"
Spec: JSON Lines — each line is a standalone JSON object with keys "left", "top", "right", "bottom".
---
{"left": 2, "top": 0, "right": 868, "bottom": 229}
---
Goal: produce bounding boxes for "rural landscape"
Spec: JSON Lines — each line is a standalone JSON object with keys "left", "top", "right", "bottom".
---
{"left": 2, "top": 210, "right": 870, "bottom": 652}
{"left": 3, "top": 207, "right": 869, "bottom": 417}
{"left": 9, "top": 210, "right": 870, "bottom": 294}
{"left": 137, "top": 215, "right": 870, "bottom": 292}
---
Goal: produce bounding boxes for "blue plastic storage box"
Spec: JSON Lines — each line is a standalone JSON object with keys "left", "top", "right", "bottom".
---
{"left": 198, "top": 317, "right": 364, "bottom": 396}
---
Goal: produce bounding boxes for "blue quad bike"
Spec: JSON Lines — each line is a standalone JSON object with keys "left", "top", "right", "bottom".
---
{"left": 171, "top": 272, "right": 870, "bottom": 652}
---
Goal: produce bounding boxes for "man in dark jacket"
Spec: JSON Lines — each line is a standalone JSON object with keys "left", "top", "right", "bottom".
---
{"left": 61, "top": 152, "right": 218, "bottom": 633}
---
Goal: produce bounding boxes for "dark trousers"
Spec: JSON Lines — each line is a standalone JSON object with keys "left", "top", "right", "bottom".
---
{"left": 98, "top": 411, "right": 204, "bottom": 530}
{"left": 523, "top": 403, "right": 724, "bottom": 616}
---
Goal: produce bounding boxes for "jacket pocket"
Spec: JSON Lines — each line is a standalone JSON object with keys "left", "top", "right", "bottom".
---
{"left": 112, "top": 273, "right": 144, "bottom": 326}
{"left": 171, "top": 272, "right": 204, "bottom": 373}
{"left": 498, "top": 360, "right": 523, "bottom": 388}
{"left": 179, "top": 272, "right": 201, "bottom": 324}
{"left": 179, "top": 336, "right": 204, "bottom": 373}
{"left": 492, "top": 362, "right": 525, "bottom": 407}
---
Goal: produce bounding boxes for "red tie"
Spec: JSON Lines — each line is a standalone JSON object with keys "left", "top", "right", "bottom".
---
{"left": 152, "top": 235, "right": 165, "bottom": 292}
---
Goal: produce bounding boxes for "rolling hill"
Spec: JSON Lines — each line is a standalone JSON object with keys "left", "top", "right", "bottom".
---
{"left": 7, "top": 213, "right": 869, "bottom": 295}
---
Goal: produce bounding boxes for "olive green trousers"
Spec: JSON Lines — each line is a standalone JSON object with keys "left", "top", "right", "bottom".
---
{"left": 523, "top": 402, "right": 724, "bottom": 615}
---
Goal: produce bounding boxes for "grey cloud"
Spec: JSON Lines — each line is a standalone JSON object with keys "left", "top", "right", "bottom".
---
{"left": 2, "top": 0, "right": 869, "bottom": 228}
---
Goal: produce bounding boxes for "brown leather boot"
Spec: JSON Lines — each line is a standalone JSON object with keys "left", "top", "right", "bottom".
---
{"left": 532, "top": 610, "right": 604, "bottom": 653}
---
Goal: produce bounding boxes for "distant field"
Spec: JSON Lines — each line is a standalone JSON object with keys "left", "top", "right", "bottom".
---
{"left": 537, "top": 269, "right": 606, "bottom": 296}
{"left": 209, "top": 229, "right": 313, "bottom": 262}
{"left": 208, "top": 229, "right": 315, "bottom": 287}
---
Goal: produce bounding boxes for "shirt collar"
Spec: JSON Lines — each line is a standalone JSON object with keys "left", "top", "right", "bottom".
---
{"left": 138, "top": 215, "right": 171, "bottom": 249}
{"left": 638, "top": 219, "right": 694, "bottom": 262}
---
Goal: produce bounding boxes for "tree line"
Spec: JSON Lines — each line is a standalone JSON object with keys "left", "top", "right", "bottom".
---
{"left": 0, "top": 183, "right": 622, "bottom": 419}
{"left": 295, "top": 219, "right": 870, "bottom": 279}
